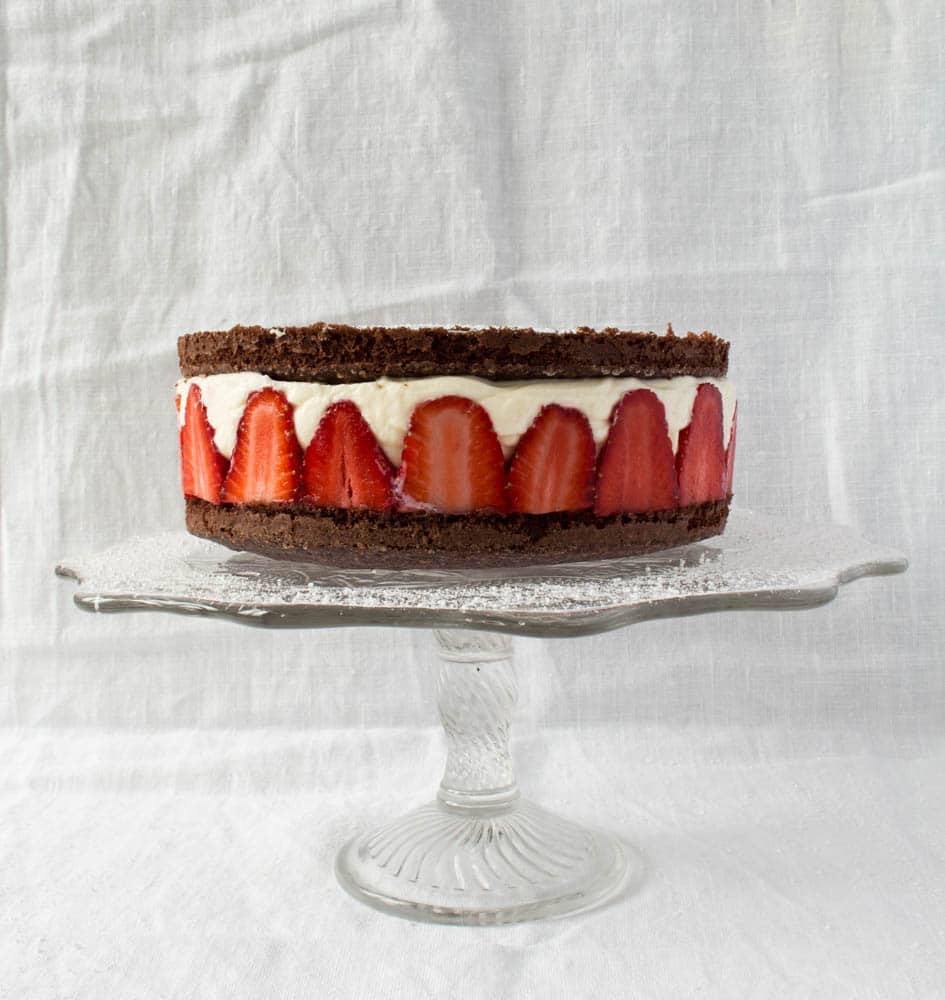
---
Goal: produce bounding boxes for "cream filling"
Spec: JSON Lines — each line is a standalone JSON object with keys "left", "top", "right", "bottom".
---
{"left": 177, "top": 372, "right": 737, "bottom": 465}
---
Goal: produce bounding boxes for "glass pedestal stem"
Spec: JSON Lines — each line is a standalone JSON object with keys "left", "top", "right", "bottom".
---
{"left": 435, "top": 630, "right": 518, "bottom": 813}
{"left": 335, "top": 629, "right": 632, "bottom": 925}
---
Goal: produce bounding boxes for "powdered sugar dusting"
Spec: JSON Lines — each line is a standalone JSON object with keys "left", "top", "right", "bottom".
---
{"left": 56, "top": 510, "right": 907, "bottom": 637}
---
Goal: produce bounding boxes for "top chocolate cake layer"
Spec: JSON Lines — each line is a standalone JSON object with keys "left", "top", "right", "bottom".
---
{"left": 178, "top": 324, "right": 728, "bottom": 383}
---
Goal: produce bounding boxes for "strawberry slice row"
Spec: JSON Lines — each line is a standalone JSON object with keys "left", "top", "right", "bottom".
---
{"left": 514, "top": 386, "right": 732, "bottom": 515}
{"left": 179, "top": 384, "right": 735, "bottom": 514}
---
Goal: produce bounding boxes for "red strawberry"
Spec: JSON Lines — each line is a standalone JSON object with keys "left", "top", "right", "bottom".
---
{"left": 397, "top": 396, "right": 507, "bottom": 513}
{"left": 676, "top": 383, "right": 726, "bottom": 506}
{"left": 594, "top": 389, "right": 677, "bottom": 516}
{"left": 508, "top": 405, "right": 595, "bottom": 513}
{"left": 180, "top": 384, "right": 227, "bottom": 503}
{"left": 301, "top": 401, "right": 395, "bottom": 510}
{"left": 221, "top": 387, "right": 301, "bottom": 503}
{"left": 724, "top": 402, "right": 737, "bottom": 496}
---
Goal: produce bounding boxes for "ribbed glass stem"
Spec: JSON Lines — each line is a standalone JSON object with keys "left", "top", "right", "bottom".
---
{"left": 433, "top": 630, "right": 519, "bottom": 812}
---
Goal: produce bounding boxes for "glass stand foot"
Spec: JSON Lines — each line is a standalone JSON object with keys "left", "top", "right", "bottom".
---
{"left": 335, "top": 798, "right": 629, "bottom": 925}
{"left": 335, "top": 629, "right": 637, "bottom": 924}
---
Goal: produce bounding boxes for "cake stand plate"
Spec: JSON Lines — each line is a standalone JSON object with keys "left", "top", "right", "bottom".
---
{"left": 56, "top": 508, "right": 906, "bottom": 925}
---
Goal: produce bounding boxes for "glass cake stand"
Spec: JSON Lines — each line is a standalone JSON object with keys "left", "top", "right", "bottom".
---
{"left": 56, "top": 508, "right": 906, "bottom": 926}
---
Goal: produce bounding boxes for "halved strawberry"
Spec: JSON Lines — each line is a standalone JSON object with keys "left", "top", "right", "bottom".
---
{"left": 508, "top": 405, "right": 595, "bottom": 514}
{"left": 301, "top": 401, "right": 395, "bottom": 510}
{"left": 180, "top": 384, "right": 227, "bottom": 504}
{"left": 221, "top": 387, "right": 301, "bottom": 503}
{"left": 676, "top": 383, "right": 726, "bottom": 506}
{"left": 594, "top": 389, "right": 677, "bottom": 516}
{"left": 724, "top": 402, "right": 737, "bottom": 496}
{"left": 397, "top": 396, "right": 507, "bottom": 513}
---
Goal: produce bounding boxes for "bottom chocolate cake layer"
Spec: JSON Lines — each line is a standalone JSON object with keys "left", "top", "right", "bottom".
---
{"left": 185, "top": 497, "right": 731, "bottom": 568}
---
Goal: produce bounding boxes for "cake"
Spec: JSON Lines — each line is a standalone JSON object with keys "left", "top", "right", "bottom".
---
{"left": 176, "top": 324, "right": 737, "bottom": 567}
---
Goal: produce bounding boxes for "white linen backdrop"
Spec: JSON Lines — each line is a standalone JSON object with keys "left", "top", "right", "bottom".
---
{"left": 2, "top": 2, "right": 943, "bottom": 996}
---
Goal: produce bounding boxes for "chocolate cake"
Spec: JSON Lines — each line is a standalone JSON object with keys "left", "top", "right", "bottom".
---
{"left": 176, "top": 324, "right": 737, "bottom": 567}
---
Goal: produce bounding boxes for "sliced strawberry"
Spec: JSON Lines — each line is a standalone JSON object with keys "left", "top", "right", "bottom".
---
{"left": 397, "top": 396, "right": 507, "bottom": 513}
{"left": 724, "top": 402, "right": 737, "bottom": 496}
{"left": 180, "top": 384, "right": 227, "bottom": 504}
{"left": 508, "top": 405, "right": 595, "bottom": 514}
{"left": 594, "top": 389, "right": 677, "bottom": 516}
{"left": 676, "top": 383, "right": 726, "bottom": 506}
{"left": 301, "top": 401, "right": 395, "bottom": 510}
{"left": 221, "top": 387, "right": 301, "bottom": 503}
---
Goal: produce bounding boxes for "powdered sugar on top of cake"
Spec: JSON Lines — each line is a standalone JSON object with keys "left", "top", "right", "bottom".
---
{"left": 177, "top": 373, "right": 736, "bottom": 465}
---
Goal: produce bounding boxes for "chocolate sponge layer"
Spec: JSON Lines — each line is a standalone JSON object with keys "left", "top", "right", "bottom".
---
{"left": 185, "top": 497, "right": 731, "bottom": 569}
{"left": 179, "top": 324, "right": 728, "bottom": 383}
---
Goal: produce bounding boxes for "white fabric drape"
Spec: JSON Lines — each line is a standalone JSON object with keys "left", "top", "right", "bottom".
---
{"left": 2, "top": 1, "right": 943, "bottom": 996}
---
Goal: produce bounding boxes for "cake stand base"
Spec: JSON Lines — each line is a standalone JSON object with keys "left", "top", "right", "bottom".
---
{"left": 336, "top": 799, "right": 630, "bottom": 926}
{"left": 335, "top": 629, "right": 635, "bottom": 925}
{"left": 56, "top": 511, "right": 908, "bottom": 926}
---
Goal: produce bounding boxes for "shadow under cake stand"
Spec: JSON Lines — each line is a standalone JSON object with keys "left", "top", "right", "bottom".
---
{"left": 56, "top": 508, "right": 906, "bottom": 926}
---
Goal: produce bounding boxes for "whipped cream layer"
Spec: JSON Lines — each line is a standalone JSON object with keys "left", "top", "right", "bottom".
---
{"left": 177, "top": 373, "right": 737, "bottom": 465}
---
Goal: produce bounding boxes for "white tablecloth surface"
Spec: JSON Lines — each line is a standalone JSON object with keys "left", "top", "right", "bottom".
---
{"left": 2, "top": 2, "right": 943, "bottom": 996}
